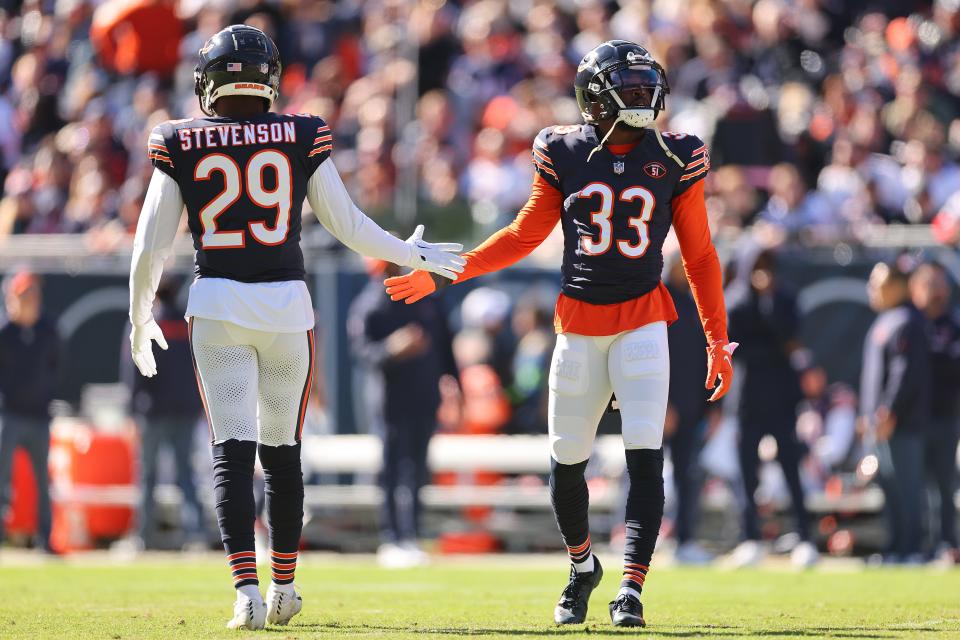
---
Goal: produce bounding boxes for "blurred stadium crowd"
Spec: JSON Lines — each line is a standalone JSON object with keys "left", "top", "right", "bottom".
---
{"left": 1, "top": 0, "right": 960, "bottom": 243}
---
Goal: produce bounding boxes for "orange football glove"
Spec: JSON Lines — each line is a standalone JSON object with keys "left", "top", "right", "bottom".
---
{"left": 384, "top": 270, "right": 439, "bottom": 304}
{"left": 705, "top": 340, "right": 738, "bottom": 402}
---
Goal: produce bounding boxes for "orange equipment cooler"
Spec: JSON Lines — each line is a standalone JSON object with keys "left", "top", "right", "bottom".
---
{"left": 3, "top": 449, "right": 39, "bottom": 537}
{"left": 48, "top": 418, "right": 136, "bottom": 553}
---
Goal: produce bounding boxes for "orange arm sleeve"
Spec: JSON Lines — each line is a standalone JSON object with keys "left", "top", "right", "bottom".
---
{"left": 456, "top": 174, "right": 563, "bottom": 283}
{"left": 671, "top": 179, "right": 727, "bottom": 345}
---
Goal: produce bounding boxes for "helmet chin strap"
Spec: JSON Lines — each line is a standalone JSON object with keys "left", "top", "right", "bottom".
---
{"left": 587, "top": 112, "right": 625, "bottom": 162}
{"left": 587, "top": 109, "right": 686, "bottom": 167}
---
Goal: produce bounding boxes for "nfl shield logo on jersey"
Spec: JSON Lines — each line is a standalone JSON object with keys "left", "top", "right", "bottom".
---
{"left": 613, "top": 160, "right": 625, "bottom": 175}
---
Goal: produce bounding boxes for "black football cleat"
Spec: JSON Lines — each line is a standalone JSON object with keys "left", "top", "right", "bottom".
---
{"left": 554, "top": 556, "right": 603, "bottom": 625}
{"left": 609, "top": 593, "right": 646, "bottom": 627}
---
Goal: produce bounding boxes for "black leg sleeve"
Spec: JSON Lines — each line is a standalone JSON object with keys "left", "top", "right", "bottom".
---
{"left": 213, "top": 439, "right": 258, "bottom": 588}
{"left": 621, "top": 448, "right": 665, "bottom": 594}
{"left": 258, "top": 443, "right": 304, "bottom": 584}
{"left": 550, "top": 458, "right": 592, "bottom": 562}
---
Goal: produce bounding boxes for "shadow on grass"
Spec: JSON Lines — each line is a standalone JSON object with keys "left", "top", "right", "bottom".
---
{"left": 263, "top": 621, "right": 945, "bottom": 638}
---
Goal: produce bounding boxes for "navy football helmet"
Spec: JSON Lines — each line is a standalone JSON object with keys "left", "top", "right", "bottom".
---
{"left": 194, "top": 25, "right": 282, "bottom": 116}
{"left": 574, "top": 40, "right": 669, "bottom": 129}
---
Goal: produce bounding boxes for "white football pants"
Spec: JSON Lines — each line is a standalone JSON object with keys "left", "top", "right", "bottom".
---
{"left": 188, "top": 317, "right": 315, "bottom": 446}
{"left": 548, "top": 321, "right": 670, "bottom": 464}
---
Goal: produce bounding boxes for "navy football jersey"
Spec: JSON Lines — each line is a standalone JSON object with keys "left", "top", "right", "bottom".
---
{"left": 532, "top": 124, "right": 709, "bottom": 305}
{"left": 148, "top": 113, "right": 333, "bottom": 283}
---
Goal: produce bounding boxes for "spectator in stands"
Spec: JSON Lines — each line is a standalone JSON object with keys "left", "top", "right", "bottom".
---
{"left": 0, "top": 269, "right": 60, "bottom": 552}
{"left": 662, "top": 254, "right": 713, "bottom": 564}
{"left": 727, "top": 248, "right": 817, "bottom": 567}
{"left": 862, "top": 260, "right": 931, "bottom": 563}
{"left": 506, "top": 286, "right": 554, "bottom": 435}
{"left": 349, "top": 258, "right": 458, "bottom": 568}
{"left": 2, "top": 1, "right": 959, "bottom": 244}
{"left": 755, "top": 164, "right": 832, "bottom": 237}
{"left": 458, "top": 286, "right": 515, "bottom": 391}
{"left": 118, "top": 277, "right": 206, "bottom": 552}
{"left": 795, "top": 365, "right": 858, "bottom": 489}
{"left": 909, "top": 262, "right": 960, "bottom": 562}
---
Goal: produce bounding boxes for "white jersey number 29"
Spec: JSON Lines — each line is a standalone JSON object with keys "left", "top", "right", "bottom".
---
{"left": 194, "top": 150, "right": 292, "bottom": 249}
{"left": 578, "top": 182, "right": 655, "bottom": 258}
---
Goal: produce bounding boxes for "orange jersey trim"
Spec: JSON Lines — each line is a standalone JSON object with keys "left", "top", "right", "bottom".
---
{"left": 606, "top": 142, "right": 637, "bottom": 155}
{"left": 553, "top": 282, "right": 678, "bottom": 336}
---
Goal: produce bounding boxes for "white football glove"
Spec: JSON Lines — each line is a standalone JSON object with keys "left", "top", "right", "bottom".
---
{"left": 404, "top": 224, "right": 466, "bottom": 280}
{"left": 130, "top": 318, "right": 168, "bottom": 378}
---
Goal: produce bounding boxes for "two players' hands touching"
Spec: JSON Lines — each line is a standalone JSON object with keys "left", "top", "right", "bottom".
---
{"left": 384, "top": 270, "right": 437, "bottom": 304}
{"left": 405, "top": 224, "right": 465, "bottom": 280}
{"left": 388, "top": 225, "right": 462, "bottom": 303}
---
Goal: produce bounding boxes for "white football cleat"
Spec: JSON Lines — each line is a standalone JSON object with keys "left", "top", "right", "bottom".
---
{"left": 266, "top": 582, "right": 302, "bottom": 626}
{"left": 226, "top": 592, "right": 267, "bottom": 630}
{"left": 727, "top": 540, "right": 766, "bottom": 568}
{"left": 674, "top": 541, "right": 715, "bottom": 566}
{"left": 790, "top": 541, "right": 820, "bottom": 568}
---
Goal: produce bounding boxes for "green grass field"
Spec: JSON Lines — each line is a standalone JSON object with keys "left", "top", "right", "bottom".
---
{"left": 0, "top": 554, "right": 958, "bottom": 639}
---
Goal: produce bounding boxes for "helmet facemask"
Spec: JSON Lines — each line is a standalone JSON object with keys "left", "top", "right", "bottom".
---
{"left": 583, "top": 64, "right": 667, "bottom": 129}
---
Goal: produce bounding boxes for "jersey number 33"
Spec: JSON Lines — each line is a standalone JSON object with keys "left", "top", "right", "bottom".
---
{"left": 579, "top": 182, "right": 656, "bottom": 258}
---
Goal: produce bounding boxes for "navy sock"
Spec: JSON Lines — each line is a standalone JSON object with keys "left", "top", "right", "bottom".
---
{"left": 550, "top": 458, "right": 593, "bottom": 569}
{"left": 258, "top": 443, "right": 304, "bottom": 584}
{"left": 213, "top": 439, "right": 258, "bottom": 588}
{"left": 620, "top": 448, "right": 664, "bottom": 596}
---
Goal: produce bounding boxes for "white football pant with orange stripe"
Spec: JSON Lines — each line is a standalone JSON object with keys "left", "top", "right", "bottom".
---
{"left": 548, "top": 321, "right": 669, "bottom": 464}
{"left": 189, "top": 317, "right": 315, "bottom": 446}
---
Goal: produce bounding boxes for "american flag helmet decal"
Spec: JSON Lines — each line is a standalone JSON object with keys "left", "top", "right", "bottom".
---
{"left": 227, "top": 62, "right": 242, "bottom": 72}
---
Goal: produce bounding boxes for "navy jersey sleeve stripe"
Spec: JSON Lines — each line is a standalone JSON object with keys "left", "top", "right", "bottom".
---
{"left": 304, "top": 116, "right": 333, "bottom": 174}
{"left": 664, "top": 133, "right": 709, "bottom": 194}
{"left": 148, "top": 123, "right": 176, "bottom": 177}
{"left": 679, "top": 138, "right": 709, "bottom": 182}
{"left": 532, "top": 128, "right": 561, "bottom": 189}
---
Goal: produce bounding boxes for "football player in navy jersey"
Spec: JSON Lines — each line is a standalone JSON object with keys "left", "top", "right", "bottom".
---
{"left": 128, "top": 25, "right": 464, "bottom": 630}
{"left": 386, "top": 40, "right": 736, "bottom": 627}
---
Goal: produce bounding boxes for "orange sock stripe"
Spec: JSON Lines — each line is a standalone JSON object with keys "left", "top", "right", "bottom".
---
{"left": 622, "top": 574, "right": 646, "bottom": 585}
{"left": 271, "top": 551, "right": 299, "bottom": 560}
{"left": 567, "top": 537, "right": 591, "bottom": 554}
{"left": 624, "top": 563, "right": 649, "bottom": 570}
{"left": 271, "top": 561, "right": 297, "bottom": 570}
{"left": 230, "top": 562, "right": 258, "bottom": 571}
{"left": 233, "top": 572, "right": 259, "bottom": 583}
{"left": 226, "top": 551, "right": 257, "bottom": 561}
